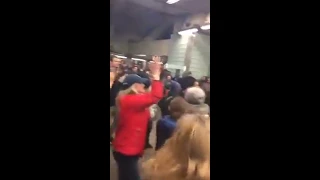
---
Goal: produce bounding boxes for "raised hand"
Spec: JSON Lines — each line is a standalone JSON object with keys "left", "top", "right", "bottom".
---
{"left": 149, "top": 56, "right": 162, "bottom": 80}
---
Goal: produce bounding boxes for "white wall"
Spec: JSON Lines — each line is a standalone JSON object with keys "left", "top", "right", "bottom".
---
{"left": 167, "top": 34, "right": 190, "bottom": 73}
{"left": 189, "top": 34, "right": 210, "bottom": 78}
{"left": 111, "top": 33, "right": 141, "bottom": 54}
{"left": 128, "top": 40, "right": 170, "bottom": 56}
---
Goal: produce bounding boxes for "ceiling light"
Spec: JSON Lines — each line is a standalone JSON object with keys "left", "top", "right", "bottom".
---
{"left": 166, "top": 0, "right": 180, "bottom": 4}
{"left": 201, "top": 24, "right": 210, "bottom": 30}
{"left": 115, "top": 55, "right": 127, "bottom": 59}
{"left": 136, "top": 54, "right": 146, "bottom": 57}
{"left": 178, "top": 28, "right": 198, "bottom": 36}
{"left": 131, "top": 58, "right": 146, "bottom": 62}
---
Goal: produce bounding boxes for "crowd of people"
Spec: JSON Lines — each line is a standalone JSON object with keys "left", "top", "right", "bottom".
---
{"left": 110, "top": 55, "right": 210, "bottom": 180}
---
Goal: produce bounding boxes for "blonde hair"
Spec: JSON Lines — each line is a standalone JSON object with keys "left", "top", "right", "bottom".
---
{"left": 115, "top": 85, "right": 137, "bottom": 109}
{"left": 143, "top": 114, "right": 210, "bottom": 180}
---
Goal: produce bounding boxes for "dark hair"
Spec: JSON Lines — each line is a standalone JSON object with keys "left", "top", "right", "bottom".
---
{"left": 160, "top": 70, "right": 171, "bottom": 80}
{"left": 169, "top": 97, "right": 194, "bottom": 120}
{"left": 115, "top": 65, "right": 126, "bottom": 80}
{"left": 178, "top": 76, "right": 197, "bottom": 92}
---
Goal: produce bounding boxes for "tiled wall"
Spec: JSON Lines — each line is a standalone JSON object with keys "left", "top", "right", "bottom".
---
{"left": 128, "top": 40, "right": 170, "bottom": 56}
{"left": 167, "top": 34, "right": 189, "bottom": 72}
{"left": 167, "top": 34, "right": 210, "bottom": 79}
{"left": 189, "top": 34, "right": 210, "bottom": 78}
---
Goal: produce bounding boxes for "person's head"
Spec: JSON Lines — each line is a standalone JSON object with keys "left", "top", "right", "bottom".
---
{"left": 110, "top": 55, "right": 122, "bottom": 68}
{"left": 184, "top": 87, "right": 206, "bottom": 105}
{"left": 168, "top": 80, "right": 181, "bottom": 97}
{"left": 194, "top": 81, "right": 199, "bottom": 86}
{"left": 166, "top": 75, "right": 172, "bottom": 80}
{"left": 184, "top": 87, "right": 209, "bottom": 115}
{"left": 178, "top": 76, "right": 197, "bottom": 94}
{"left": 143, "top": 114, "right": 210, "bottom": 180}
{"left": 169, "top": 97, "right": 194, "bottom": 120}
{"left": 132, "top": 66, "right": 138, "bottom": 72}
{"left": 207, "top": 77, "right": 210, "bottom": 83}
{"left": 163, "top": 80, "right": 172, "bottom": 96}
{"left": 116, "top": 65, "right": 126, "bottom": 78}
{"left": 121, "top": 74, "right": 148, "bottom": 94}
{"left": 160, "top": 70, "right": 171, "bottom": 81}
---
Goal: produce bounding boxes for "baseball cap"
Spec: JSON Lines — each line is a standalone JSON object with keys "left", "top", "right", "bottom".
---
{"left": 122, "top": 74, "right": 149, "bottom": 88}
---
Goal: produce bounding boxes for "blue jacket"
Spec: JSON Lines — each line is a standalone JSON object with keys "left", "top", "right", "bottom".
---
{"left": 155, "top": 115, "right": 177, "bottom": 150}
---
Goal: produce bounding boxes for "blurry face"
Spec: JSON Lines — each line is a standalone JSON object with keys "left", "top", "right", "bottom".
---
{"left": 111, "top": 58, "right": 122, "bottom": 68}
{"left": 133, "top": 83, "right": 146, "bottom": 94}
{"left": 133, "top": 67, "right": 138, "bottom": 72}
{"left": 207, "top": 78, "right": 210, "bottom": 83}
{"left": 117, "top": 68, "right": 124, "bottom": 76}
{"left": 166, "top": 75, "right": 172, "bottom": 80}
{"left": 194, "top": 81, "right": 199, "bottom": 86}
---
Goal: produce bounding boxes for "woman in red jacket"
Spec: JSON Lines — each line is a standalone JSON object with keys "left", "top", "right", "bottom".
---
{"left": 112, "top": 56, "right": 163, "bottom": 180}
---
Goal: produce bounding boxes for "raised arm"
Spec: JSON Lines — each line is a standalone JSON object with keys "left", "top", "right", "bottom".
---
{"left": 120, "top": 56, "right": 164, "bottom": 110}
{"left": 120, "top": 80, "right": 163, "bottom": 109}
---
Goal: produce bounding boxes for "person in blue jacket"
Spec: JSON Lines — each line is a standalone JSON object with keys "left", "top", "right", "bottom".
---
{"left": 155, "top": 96, "right": 194, "bottom": 150}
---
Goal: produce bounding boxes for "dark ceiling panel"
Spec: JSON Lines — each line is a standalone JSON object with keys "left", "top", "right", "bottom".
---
{"left": 111, "top": 1, "right": 177, "bottom": 38}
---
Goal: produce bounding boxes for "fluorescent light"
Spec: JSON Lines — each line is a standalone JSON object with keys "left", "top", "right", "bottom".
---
{"left": 166, "top": 0, "right": 180, "bottom": 4}
{"left": 178, "top": 28, "right": 198, "bottom": 35}
{"left": 115, "top": 55, "right": 127, "bottom": 59}
{"left": 201, "top": 24, "right": 210, "bottom": 30}
{"left": 131, "top": 58, "right": 146, "bottom": 62}
{"left": 136, "top": 54, "right": 146, "bottom": 57}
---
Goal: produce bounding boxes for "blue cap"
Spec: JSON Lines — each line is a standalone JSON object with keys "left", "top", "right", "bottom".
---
{"left": 122, "top": 74, "right": 149, "bottom": 88}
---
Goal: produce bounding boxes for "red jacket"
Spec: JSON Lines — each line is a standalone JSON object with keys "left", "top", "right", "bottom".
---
{"left": 113, "top": 80, "right": 163, "bottom": 156}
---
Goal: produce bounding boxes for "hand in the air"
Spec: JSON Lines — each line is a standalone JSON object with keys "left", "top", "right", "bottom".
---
{"left": 149, "top": 56, "right": 162, "bottom": 80}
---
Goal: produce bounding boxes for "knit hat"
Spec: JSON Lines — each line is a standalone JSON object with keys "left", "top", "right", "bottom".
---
{"left": 184, "top": 87, "right": 210, "bottom": 115}
{"left": 184, "top": 86, "right": 206, "bottom": 104}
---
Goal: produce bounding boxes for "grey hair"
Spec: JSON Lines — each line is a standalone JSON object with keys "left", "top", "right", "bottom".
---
{"left": 184, "top": 87, "right": 206, "bottom": 105}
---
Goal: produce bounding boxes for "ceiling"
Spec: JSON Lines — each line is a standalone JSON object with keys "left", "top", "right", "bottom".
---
{"left": 123, "top": 0, "right": 210, "bottom": 15}
{"left": 110, "top": 0, "right": 210, "bottom": 40}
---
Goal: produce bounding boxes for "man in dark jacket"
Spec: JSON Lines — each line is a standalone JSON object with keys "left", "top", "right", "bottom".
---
{"left": 156, "top": 96, "right": 190, "bottom": 150}
{"left": 110, "top": 68, "right": 126, "bottom": 107}
{"left": 157, "top": 80, "right": 182, "bottom": 124}
{"left": 110, "top": 65, "right": 126, "bottom": 143}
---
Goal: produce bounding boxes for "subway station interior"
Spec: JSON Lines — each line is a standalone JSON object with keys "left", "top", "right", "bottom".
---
{"left": 110, "top": 0, "right": 210, "bottom": 179}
